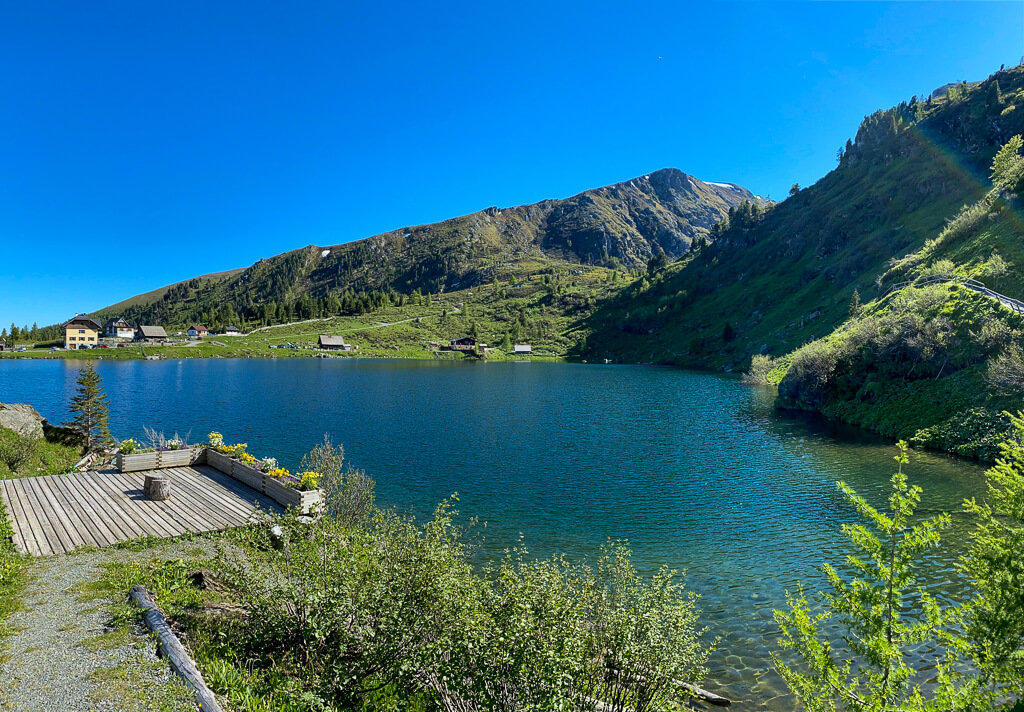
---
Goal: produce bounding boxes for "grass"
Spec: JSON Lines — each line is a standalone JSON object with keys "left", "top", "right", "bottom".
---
{"left": 4, "top": 264, "right": 622, "bottom": 364}
{"left": 0, "top": 483, "right": 28, "bottom": 664}
{"left": 86, "top": 659, "right": 196, "bottom": 712}
{"left": 0, "top": 429, "right": 83, "bottom": 479}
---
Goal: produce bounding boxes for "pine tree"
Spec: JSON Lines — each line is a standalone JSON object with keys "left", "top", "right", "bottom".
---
{"left": 849, "top": 288, "right": 863, "bottom": 318}
{"left": 64, "top": 364, "right": 113, "bottom": 452}
{"left": 721, "top": 322, "right": 734, "bottom": 342}
{"left": 773, "top": 443, "right": 986, "bottom": 710}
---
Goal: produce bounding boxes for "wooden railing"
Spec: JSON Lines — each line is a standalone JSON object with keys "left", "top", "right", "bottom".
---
{"left": 881, "top": 273, "right": 1024, "bottom": 316}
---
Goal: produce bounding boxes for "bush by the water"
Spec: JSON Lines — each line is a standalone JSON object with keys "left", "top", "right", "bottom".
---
{"left": 776, "top": 284, "right": 1024, "bottom": 459}
{"left": 97, "top": 438, "right": 709, "bottom": 712}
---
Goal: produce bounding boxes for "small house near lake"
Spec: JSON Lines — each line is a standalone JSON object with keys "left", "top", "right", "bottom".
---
{"left": 104, "top": 317, "right": 135, "bottom": 339}
{"left": 0, "top": 338, "right": 6, "bottom": 352}
{"left": 224, "top": 326, "right": 240, "bottom": 335}
{"left": 187, "top": 324, "right": 209, "bottom": 339}
{"left": 450, "top": 336, "right": 478, "bottom": 351}
{"left": 135, "top": 325, "right": 169, "bottom": 342}
{"left": 63, "top": 315, "right": 102, "bottom": 350}
{"left": 513, "top": 344, "right": 532, "bottom": 355}
{"left": 318, "top": 335, "right": 355, "bottom": 351}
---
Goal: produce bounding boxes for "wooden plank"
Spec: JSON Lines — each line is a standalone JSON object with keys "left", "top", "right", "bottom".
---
{"left": 37, "top": 475, "right": 93, "bottom": 551}
{"left": 105, "top": 472, "right": 185, "bottom": 539}
{"left": 8, "top": 480, "right": 46, "bottom": 557}
{"left": 0, "top": 480, "right": 34, "bottom": 556}
{"left": 55, "top": 473, "right": 122, "bottom": 548}
{"left": 170, "top": 468, "right": 259, "bottom": 523}
{"left": 105, "top": 471, "right": 186, "bottom": 538}
{"left": 149, "top": 468, "right": 231, "bottom": 532}
{"left": 17, "top": 478, "right": 60, "bottom": 556}
{"left": 172, "top": 467, "right": 252, "bottom": 525}
{"left": 175, "top": 466, "right": 265, "bottom": 525}
{"left": 86, "top": 472, "right": 167, "bottom": 540}
{"left": 48, "top": 474, "right": 115, "bottom": 549}
{"left": 30, "top": 475, "right": 88, "bottom": 552}
{"left": 122, "top": 471, "right": 201, "bottom": 537}
{"left": 21, "top": 476, "right": 77, "bottom": 555}
{"left": 193, "top": 465, "right": 280, "bottom": 513}
{"left": 67, "top": 472, "right": 141, "bottom": 543}
{"left": 165, "top": 466, "right": 252, "bottom": 523}
{"left": 63, "top": 472, "right": 134, "bottom": 544}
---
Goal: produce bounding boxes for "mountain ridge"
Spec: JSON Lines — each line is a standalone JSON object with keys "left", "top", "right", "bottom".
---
{"left": 87, "top": 168, "right": 762, "bottom": 328}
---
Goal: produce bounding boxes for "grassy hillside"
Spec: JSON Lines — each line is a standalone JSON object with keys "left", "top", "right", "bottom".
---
{"left": 578, "top": 67, "right": 1024, "bottom": 369}
{"left": 6, "top": 262, "right": 622, "bottom": 361}
{"left": 572, "top": 66, "right": 1024, "bottom": 459}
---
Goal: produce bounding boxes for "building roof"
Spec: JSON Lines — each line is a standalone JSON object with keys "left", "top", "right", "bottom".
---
{"left": 137, "top": 325, "right": 168, "bottom": 338}
{"left": 451, "top": 336, "right": 477, "bottom": 344}
{"left": 104, "top": 317, "right": 131, "bottom": 328}
{"left": 319, "top": 335, "right": 347, "bottom": 346}
{"left": 225, "top": 325, "right": 239, "bottom": 331}
{"left": 63, "top": 315, "right": 102, "bottom": 331}
{"left": 513, "top": 344, "right": 532, "bottom": 352}
{"left": 189, "top": 324, "right": 208, "bottom": 332}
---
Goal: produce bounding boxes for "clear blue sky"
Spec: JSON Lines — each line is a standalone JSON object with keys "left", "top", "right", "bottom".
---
{"left": 1, "top": 1, "right": 1021, "bottom": 328}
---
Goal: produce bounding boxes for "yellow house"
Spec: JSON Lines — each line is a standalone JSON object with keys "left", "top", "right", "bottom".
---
{"left": 63, "top": 315, "right": 102, "bottom": 350}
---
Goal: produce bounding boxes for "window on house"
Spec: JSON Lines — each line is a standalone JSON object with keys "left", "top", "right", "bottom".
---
{"left": 79, "top": 329, "right": 85, "bottom": 333}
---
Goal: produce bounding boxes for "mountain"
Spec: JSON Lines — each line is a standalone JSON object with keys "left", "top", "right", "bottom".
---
{"left": 579, "top": 67, "right": 1024, "bottom": 459}
{"left": 92, "top": 169, "right": 760, "bottom": 328}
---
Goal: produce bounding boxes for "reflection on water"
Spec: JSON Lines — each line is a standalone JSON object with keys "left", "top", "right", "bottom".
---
{"left": 0, "top": 359, "right": 989, "bottom": 709}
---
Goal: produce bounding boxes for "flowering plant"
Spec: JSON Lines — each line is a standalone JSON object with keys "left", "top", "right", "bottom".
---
{"left": 297, "top": 471, "right": 320, "bottom": 491}
{"left": 238, "top": 452, "right": 258, "bottom": 466}
{"left": 260, "top": 457, "right": 278, "bottom": 471}
{"left": 208, "top": 432, "right": 224, "bottom": 448}
{"left": 120, "top": 438, "right": 138, "bottom": 455}
{"left": 267, "top": 467, "right": 291, "bottom": 480}
{"left": 216, "top": 442, "right": 248, "bottom": 457}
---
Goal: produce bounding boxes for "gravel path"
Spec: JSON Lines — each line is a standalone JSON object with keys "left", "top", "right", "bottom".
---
{"left": 0, "top": 542, "right": 211, "bottom": 711}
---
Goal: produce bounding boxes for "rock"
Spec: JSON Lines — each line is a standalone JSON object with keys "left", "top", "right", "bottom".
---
{"left": 270, "top": 524, "right": 287, "bottom": 550}
{"left": 0, "top": 403, "right": 45, "bottom": 440}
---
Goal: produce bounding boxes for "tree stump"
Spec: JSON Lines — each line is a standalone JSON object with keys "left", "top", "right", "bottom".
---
{"left": 144, "top": 473, "right": 171, "bottom": 501}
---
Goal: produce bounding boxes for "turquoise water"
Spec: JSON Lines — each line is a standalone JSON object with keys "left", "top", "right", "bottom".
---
{"left": 0, "top": 358, "right": 988, "bottom": 709}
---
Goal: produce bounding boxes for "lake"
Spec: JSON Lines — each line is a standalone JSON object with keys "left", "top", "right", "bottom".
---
{"left": 0, "top": 358, "right": 989, "bottom": 709}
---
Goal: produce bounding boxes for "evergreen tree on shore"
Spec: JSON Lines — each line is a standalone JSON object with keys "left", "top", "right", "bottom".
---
{"left": 64, "top": 364, "right": 113, "bottom": 452}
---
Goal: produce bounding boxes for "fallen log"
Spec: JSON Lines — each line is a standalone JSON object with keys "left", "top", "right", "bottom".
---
{"left": 677, "top": 680, "right": 731, "bottom": 707}
{"left": 129, "top": 584, "right": 223, "bottom": 712}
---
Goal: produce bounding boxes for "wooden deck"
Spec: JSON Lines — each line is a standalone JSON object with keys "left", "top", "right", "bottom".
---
{"left": 0, "top": 465, "right": 283, "bottom": 556}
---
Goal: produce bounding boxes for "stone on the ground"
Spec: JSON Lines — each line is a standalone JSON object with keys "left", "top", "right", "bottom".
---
{"left": 0, "top": 402, "right": 45, "bottom": 440}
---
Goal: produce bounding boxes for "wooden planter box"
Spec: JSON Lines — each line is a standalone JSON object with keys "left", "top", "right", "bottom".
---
{"left": 205, "top": 448, "right": 234, "bottom": 476}
{"left": 117, "top": 447, "right": 206, "bottom": 473}
{"left": 205, "top": 448, "right": 322, "bottom": 513}
{"left": 263, "top": 476, "right": 322, "bottom": 514}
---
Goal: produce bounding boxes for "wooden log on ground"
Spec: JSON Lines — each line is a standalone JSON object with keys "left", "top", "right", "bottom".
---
{"left": 129, "top": 585, "right": 223, "bottom": 712}
{"left": 144, "top": 473, "right": 171, "bottom": 501}
{"left": 677, "top": 680, "right": 731, "bottom": 707}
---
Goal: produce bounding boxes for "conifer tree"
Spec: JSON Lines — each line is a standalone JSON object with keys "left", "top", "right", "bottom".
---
{"left": 64, "top": 364, "right": 113, "bottom": 452}
{"left": 773, "top": 443, "right": 986, "bottom": 711}
{"left": 849, "top": 288, "right": 863, "bottom": 318}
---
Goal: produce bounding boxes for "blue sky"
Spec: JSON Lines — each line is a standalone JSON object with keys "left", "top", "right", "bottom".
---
{"left": 1, "top": 1, "right": 1021, "bottom": 328}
